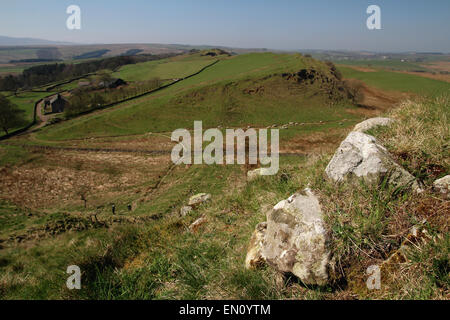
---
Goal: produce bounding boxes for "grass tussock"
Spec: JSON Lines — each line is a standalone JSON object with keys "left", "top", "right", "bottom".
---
{"left": 375, "top": 95, "right": 449, "bottom": 183}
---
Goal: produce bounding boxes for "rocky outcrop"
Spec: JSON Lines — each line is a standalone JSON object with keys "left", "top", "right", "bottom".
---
{"left": 353, "top": 117, "right": 393, "bottom": 133}
{"left": 188, "top": 193, "right": 211, "bottom": 208}
{"left": 433, "top": 175, "right": 450, "bottom": 198}
{"left": 245, "top": 222, "right": 267, "bottom": 270}
{"left": 261, "top": 189, "right": 331, "bottom": 286}
{"left": 325, "top": 131, "right": 422, "bottom": 192}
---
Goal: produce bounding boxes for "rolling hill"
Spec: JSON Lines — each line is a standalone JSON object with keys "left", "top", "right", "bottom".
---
{"left": 36, "top": 51, "right": 361, "bottom": 142}
{"left": 0, "top": 35, "right": 74, "bottom": 46}
{"left": 0, "top": 50, "right": 448, "bottom": 300}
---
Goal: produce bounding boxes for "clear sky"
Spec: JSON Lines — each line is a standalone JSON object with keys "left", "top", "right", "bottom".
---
{"left": 1, "top": 0, "right": 449, "bottom": 52}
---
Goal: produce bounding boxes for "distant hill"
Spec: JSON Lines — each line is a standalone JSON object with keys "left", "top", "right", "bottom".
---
{"left": 0, "top": 35, "right": 74, "bottom": 46}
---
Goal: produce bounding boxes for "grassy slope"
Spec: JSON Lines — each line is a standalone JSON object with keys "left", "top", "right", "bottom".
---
{"left": 36, "top": 53, "right": 359, "bottom": 141}
{"left": 0, "top": 91, "right": 54, "bottom": 138}
{"left": 339, "top": 66, "right": 450, "bottom": 96}
{"left": 1, "top": 53, "right": 448, "bottom": 300}
{"left": 113, "top": 54, "right": 217, "bottom": 81}
{"left": 74, "top": 95, "right": 447, "bottom": 300}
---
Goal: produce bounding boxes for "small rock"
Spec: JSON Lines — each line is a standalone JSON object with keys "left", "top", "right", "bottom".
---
{"left": 180, "top": 206, "right": 193, "bottom": 217}
{"left": 188, "top": 193, "right": 211, "bottom": 208}
{"left": 247, "top": 168, "right": 273, "bottom": 181}
{"left": 245, "top": 222, "right": 267, "bottom": 270}
{"left": 433, "top": 175, "right": 450, "bottom": 198}
{"left": 189, "top": 215, "right": 207, "bottom": 233}
{"left": 353, "top": 117, "right": 393, "bottom": 133}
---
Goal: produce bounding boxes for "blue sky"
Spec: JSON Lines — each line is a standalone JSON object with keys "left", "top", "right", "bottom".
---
{"left": 1, "top": 0, "right": 449, "bottom": 52}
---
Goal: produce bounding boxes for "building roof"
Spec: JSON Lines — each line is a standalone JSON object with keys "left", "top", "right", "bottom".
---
{"left": 49, "top": 94, "right": 67, "bottom": 104}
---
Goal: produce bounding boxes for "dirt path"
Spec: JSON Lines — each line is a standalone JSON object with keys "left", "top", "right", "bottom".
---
{"left": 35, "top": 98, "right": 51, "bottom": 130}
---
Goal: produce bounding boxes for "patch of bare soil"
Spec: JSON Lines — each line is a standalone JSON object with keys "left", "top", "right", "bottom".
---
{"left": 361, "top": 84, "right": 409, "bottom": 110}
{"left": 346, "top": 66, "right": 376, "bottom": 72}
{"left": 423, "top": 61, "right": 450, "bottom": 73}
{"left": 281, "top": 128, "right": 349, "bottom": 155}
{"left": 0, "top": 149, "right": 171, "bottom": 209}
{"left": 61, "top": 133, "right": 174, "bottom": 151}
{"left": 344, "top": 82, "right": 410, "bottom": 118}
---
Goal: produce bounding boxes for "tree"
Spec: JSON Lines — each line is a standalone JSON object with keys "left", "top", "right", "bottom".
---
{"left": 91, "top": 93, "right": 106, "bottom": 107}
{"left": 76, "top": 185, "right": 90, "bottom": 209}
{"left": 97, "top": 71, "right": 114, "bottom": 92}
{"left": 0, "top": 94, "right": 27, "bottom": 135}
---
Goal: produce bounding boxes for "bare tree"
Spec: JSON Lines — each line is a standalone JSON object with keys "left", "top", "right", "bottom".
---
{"left": 76, "top": 185, "right": 90, "bottom": 209}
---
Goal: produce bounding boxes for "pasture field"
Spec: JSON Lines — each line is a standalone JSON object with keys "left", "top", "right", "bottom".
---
{"left": 36, "top": 52, "right": 354, "bottom": 141}
{"left": 0, "top": 65, "right": 26, "bottom": 75}
{"left": 337, "top": 59, "right": 429, "bottom": 72}
{"left": 113, "top": 54, "right": 219, "bottom": 82}
{"left": 0, "top": 91, "right": 54, "bottom": 137}
{"left": 339, "top": 66, "right": 450, "bottom": 96}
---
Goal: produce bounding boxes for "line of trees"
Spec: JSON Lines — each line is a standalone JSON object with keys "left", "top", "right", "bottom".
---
{"left": 0, "top": 53, "right": 178, "bottom": 91}
{"left": 65, "top": 78, "right": 162, "bottom": 117}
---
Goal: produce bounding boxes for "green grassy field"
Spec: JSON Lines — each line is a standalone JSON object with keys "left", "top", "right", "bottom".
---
{"left": 337, "top": 59, "right": 429, "bottom": 72}
{"left": 113, "top": 54, "right": 218, "bottom": 82}
{"left": 36, "top": 52, "right": 356, "bottom": 141}
{"left": 339, "top": 66, "right": 450, "bottom": 96}
{"left": 0, "top": 65, "right": 26, "bottom": 75}
{"left": 0, "top": 91, "right": 54, "bottom": 137}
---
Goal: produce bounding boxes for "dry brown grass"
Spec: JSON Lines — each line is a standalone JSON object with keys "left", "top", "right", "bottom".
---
{"left": 0, "top": 149, "right": 170, "bottom": 209}
{"left": 377, "top": 95, "right": 449, "bottom": 184}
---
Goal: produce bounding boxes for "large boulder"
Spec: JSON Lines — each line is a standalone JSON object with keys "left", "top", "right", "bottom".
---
{"left": 353, "top": 117, "right": 393, "bottom": 133}
{"left": 433, "top": 175, "right": 450, "bottom": 198}
{"left": 325, "top": 131, "right": 422, "bottom": 192}
{"left": 245, "top": 222, "right": 267, "bottom": 270}
{"left": 261, "top": 189, "right": 331, "bottom": 285}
